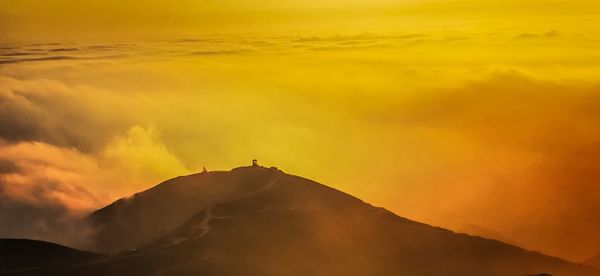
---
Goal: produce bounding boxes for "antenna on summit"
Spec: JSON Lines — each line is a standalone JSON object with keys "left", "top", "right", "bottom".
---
{"left": 252, "top": 159, "right": 258, "bottom": 166}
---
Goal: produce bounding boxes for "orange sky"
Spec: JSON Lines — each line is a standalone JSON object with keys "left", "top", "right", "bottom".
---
{"left": 2, "top": 0, "right": 600, "bottom": 262}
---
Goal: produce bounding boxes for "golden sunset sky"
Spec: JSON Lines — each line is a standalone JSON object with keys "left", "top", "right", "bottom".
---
{"left": 2, "top": 0, "right": 600, "bottom": 262}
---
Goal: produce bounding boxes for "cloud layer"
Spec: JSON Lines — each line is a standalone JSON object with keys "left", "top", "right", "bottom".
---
{"left": 1, "top": 30, "right": 600, "bottom": 261}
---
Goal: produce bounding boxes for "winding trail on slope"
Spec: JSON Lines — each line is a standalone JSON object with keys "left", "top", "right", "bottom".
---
{"left": 208, "top": 171, "right": 282, "bottom": 220}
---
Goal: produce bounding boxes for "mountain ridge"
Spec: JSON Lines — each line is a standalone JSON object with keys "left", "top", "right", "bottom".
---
{"left": 3, "top": 165, "right": 599, "bottom": 275}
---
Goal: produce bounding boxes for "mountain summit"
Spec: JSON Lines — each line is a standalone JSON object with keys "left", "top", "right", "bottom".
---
{"left": 2, "top": 165, "right": 598, "bottom": 275}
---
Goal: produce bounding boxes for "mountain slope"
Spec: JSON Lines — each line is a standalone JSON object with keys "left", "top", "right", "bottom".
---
{"left": 11, "top": 165, "right": 600, "bottom": 275}
{"left": 0, "top": 239, "right": 101, "bottom": 274}
{"left": 85, "top": 165, "right": 598, "bottom": 275}
{"left": 585, "top": 254, "right": 600, "bottom": 269}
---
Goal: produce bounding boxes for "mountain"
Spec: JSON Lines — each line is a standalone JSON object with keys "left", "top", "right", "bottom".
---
{"left": 4, "top": 165, "right": 599, "bottom": 275}
{"left": 455, "top": 223, "right": 521, "bottom": 247}
{"left": 585, "top": 254, "right": 600, "bottom": 269}
{"left": 0, "top": 239, "right": 101, "bottom": 274}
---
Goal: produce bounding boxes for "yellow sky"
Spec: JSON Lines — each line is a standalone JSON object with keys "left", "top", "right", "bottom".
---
{"left": 2, "top": 0, "right": 600, "bottom": 41}
{"left": 2, "top": 0, "right": 600, "bottom": 262}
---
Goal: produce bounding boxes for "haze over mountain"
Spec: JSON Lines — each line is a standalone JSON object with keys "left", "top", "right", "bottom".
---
{"left": 1, "top": 165, "right": 597, "bottom": 275}
{"left": 586, "top": 253, "right": 600, "bottom": 270}
{"left": 3, "top": 0, "right": 600, "bottom": 263}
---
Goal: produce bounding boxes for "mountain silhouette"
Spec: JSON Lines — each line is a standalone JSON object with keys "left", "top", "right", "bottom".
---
{"left": 0, "top": 239, "right": 100, "bottom": 274}
{"left": 2, "top": 165, "right": 598, "bottom": 275}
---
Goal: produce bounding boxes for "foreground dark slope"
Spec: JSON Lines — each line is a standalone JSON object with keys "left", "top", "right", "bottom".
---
{"left": 0, "top": 239, "right": 101, "bottom": 274}
{"left": 10, "top": 166, "right": 599, "bottom": 275}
